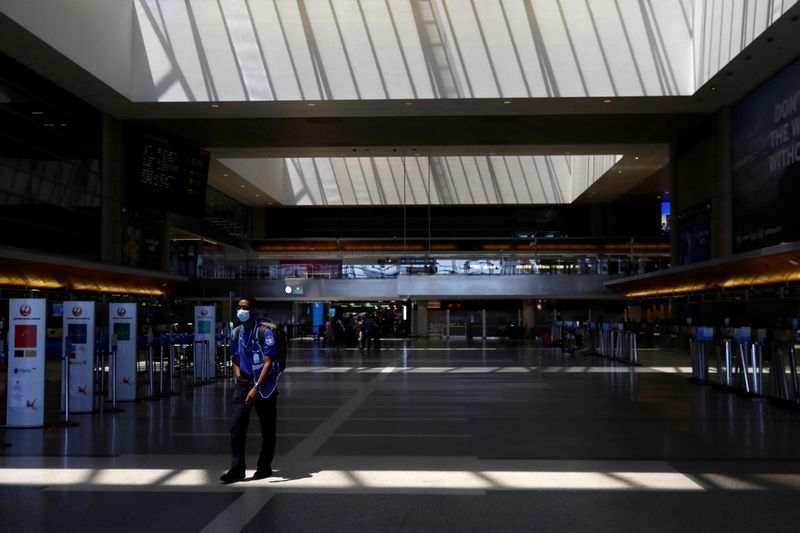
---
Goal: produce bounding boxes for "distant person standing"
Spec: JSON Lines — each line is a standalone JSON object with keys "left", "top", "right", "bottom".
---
{"left": 220, "top": 296, "right": 277, "bottom": 483}
{"left": 361, "top": 315, "right": 376, "bottom": 350}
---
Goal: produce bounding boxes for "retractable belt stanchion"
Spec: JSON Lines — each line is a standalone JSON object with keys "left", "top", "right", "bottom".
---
{"left": 144, "top": 340, "right": 159, "bottom": 401}
{"left": 599, "top": 323, "right": 609, "bottom": 357}
{"left": 190, "top": 339, "right": 202, "bottom": 387}
{"left": 56, "top": 343, "right": 80, "bottom": 427}
{"left": 771, "top": 346, "right": 790, "bottom": 402}
{"left": 688, "top": 327, "right": 714, "bottom": 385}
{"left": 167, "top": 339, "right": 178, "bottom": 396}
{"left": 751, "top": 341, "right": 766, "bottom": 400}
{"left": 724, "top": 339, "right": 735, "bottom": 388}
{"left": 107, "top": 342, "right": 124, "bottom": 413}
{"left": 158, "top": 340, "right": 166, "bottom": 397}
{"left": 733, "top": 328, "right": 752, "bottom": 394}
{"left": 628, "top": 331, "right": 639, "bottom": 365}
{"left": 203, "top": 340, "right": 212, "bottom": 384}
{"left": 223, "top": 328, "right": 230, "bottom": 378}
{"left": 94, "top": 337, "right": 101, "bottom": 401}
{"left": 788, "top": 346, "right": 800, "bottom": 405}
{"left": 96, "top": 332, "right": 106, "bottom": 400}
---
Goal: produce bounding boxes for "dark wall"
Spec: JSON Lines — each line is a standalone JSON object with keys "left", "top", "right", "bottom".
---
{"left": 261, "top": 204, "right": 664, "bottom": 240}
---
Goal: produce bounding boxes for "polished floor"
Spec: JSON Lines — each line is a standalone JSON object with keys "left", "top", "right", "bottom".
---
{"left": 3, "top": 338, "right": 800, "bottom": 532}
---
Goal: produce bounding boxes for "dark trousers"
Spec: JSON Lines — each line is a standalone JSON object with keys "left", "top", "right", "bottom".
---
{"left": 229, "top": 379, "right": 278, "bottom": 473}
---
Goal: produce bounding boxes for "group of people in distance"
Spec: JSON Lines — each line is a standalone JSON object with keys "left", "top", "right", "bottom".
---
{"left": 319, "top": 313, "right": 381, "bottom": 350}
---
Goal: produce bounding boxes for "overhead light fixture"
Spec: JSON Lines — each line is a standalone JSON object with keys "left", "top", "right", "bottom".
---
{"left": 603, "top": 99, "right": 612, "bottom": 103}
{"left": 211, "top": 103, "right": 219, "bottom": 108}
{"left": 634, "top": 156, "right": 639, "bottom": 160}
{"left": 502, "top": 100, "right": 511, "bottom": 104}
{"left": 789, "top": 259, "right": 799, "bottom": 266}
{"left": 31, "top": 111, "right": 43, "bottom": 115}
{"left": 255, "top": 194, "right": 261, "bottom": 198}
{"left": 307, "top": 102, "right": 316, "bottom": 107}
{"left": 404, "top": 102, "right": 413, "bottom": 106}
{"left": 240, "top": 185, "right": 246, "bottom": 188}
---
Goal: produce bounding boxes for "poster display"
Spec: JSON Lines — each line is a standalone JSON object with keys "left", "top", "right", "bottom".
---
{"left": 108, "top": 303, "right": 137, "bottom": 401}
{"left": 194, "top": 305, "right": 216, "bottom": 380}
{"left": 732, "top": 57, "right": 800, "bottom": 252}
{"left": 6, "top": 298, "right": 46, "bottom": 427}
{"left": 62, "top": 301, "right": 95, "bottom": 413}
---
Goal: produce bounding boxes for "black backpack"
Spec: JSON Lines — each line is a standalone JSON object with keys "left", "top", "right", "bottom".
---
{"left": 232, "top": 321, "right": 288, "bottom": 371}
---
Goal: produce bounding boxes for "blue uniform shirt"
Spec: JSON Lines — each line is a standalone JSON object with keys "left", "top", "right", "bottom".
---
{"left": 231, "top": 325, "right": 276, "bottom": 378}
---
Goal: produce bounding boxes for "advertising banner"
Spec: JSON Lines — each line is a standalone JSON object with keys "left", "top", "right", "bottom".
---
{"left": 109, "top": 303, "right": 137, "bottom": 401}
{"left": 732, "top": 57, "right": 800, "bottom": 252}
{"left": 194, "top": 305, "right": 216, "bottom": 380}
{"left": 62, "top": 301, "right": 95, "bottom": 413}
{"left": 6, "top": 298, "right": 46, "bottom": 427}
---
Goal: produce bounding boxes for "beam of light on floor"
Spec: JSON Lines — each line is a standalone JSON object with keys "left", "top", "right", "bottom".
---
{"left": 0, "top": 467, "right": 721, "bottom": 492}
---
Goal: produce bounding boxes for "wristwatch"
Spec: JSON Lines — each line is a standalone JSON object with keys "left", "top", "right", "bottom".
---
{"left": 255, "top": 382, "right": 262, "bottom": 391}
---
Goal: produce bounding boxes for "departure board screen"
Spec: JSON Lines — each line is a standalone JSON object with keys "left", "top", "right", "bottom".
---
{"left": 128, "top": 133, "right": 209, "bottom": 217}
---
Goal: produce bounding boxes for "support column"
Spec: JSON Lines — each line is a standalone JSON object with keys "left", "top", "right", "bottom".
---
{"left": 714, "top": 106, "right": 733, "bottom": 259}
{"left": 101, "top": 113, "right": 124, "bottom": 264}
{"left": 522, "top": 299, "right": 534, "bottom": 338}
{"left": 415, "top": 301, "right": 428, "bottom": 337}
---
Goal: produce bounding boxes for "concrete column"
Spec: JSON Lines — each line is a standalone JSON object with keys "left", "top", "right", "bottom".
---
{"left": 482, "top": 309, "right": 487, "bottom": 339}
{"left": 522, "top": 299, "right": 534, "bottom": 337}
{"left": 714, "top": 106, "right": 733, "bottom": 259}
{"left": 251, "top": 207, "right": 266, "bottom": 239}
{"left": 101, "top": 113, "right": 124, "bottom": 264}
{"left": 668, "top": 143, "right": 679, "bottom": 267}
{"left": 416, "top": 301, "right": 428, "bottom": 337}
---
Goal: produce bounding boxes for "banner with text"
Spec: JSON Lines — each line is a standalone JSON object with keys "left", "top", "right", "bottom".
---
{"left": 6, "top": 298, "right": 46, "bottom": 427}
{"left": 732, "top": 57, "right": 800, "bottom": 252}
{"left": 62, "top": 301, "right": 95, "bottom": 413}
{"left": 109, "top": 303, "right": 137, "bottom": 401}
{"left": 194, "top": 305, "right": 216, "bottom": 380}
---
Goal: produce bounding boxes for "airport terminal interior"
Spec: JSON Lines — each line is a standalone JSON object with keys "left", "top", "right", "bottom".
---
{"left": 2, "top": 1, "right": 800, "bottom": 531}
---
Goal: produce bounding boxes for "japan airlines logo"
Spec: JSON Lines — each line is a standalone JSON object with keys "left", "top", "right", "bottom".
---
{"left": 117, "top": 307, "right": 127, "bottom": 317}
{"left": 19, "top": 304, "right": 31, "bottom": 317}
{"left": 200, "top": 309, "right": 208, "bottom": 317}
{"left": 72, "top": 306, "right": 83, "bottom": 317}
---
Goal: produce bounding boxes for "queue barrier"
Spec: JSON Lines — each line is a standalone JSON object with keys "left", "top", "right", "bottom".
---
{"left": 769, "top": 344, "right": 800, "bottom": 406}
{"left": 548, "top": 322, "right": 637, "bottom": 364}
{"left": 592, "top": 323, "right": 638, "bottom": 365}
{"left": 686, "top": 327, "right": 800, "bottom": 408}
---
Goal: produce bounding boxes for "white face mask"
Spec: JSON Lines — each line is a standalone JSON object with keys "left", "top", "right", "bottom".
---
{"left": 237, "top": 309, "right": 251, "bottom": 323}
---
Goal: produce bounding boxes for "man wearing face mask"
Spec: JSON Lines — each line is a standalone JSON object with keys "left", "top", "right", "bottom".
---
{"left": 220, "top": 296, "right": 278, "bottom": 483}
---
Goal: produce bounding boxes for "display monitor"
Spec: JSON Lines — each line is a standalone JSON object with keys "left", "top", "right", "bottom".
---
{"left": 127, "top": 131, "right": 210, "bottom": 217}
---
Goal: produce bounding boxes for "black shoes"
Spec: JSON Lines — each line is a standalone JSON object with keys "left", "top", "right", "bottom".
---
{"left": 252, "top": 468, "right": 273, "bottom": 480}
{"left": 220, "top": 468, "right": 272, "bottom": 483}
{"left": 220, "top": 470, "right": 246, "bottom": 484}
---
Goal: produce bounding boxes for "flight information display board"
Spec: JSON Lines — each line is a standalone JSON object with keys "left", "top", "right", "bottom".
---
{"left": 128, "top": 133, "right": 210, "bottom": 217}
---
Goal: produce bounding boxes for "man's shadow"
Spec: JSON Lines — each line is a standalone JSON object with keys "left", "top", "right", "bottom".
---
{"left": 245, "top": 466, "right": 319, "bottom": 483}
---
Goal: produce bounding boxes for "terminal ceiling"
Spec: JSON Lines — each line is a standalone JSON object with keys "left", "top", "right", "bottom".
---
{"left": 1, "top": 1, "right": 799, "bottom": 207}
